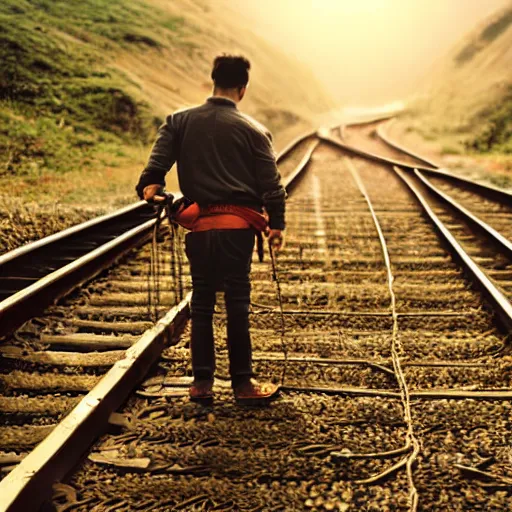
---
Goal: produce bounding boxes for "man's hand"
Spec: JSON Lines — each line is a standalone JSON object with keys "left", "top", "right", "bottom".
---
{"left": 143, "top": 184, "right": 166, "bottom": 203}
{"left": 266, "top": 229, "right": 284, "bottom": 252}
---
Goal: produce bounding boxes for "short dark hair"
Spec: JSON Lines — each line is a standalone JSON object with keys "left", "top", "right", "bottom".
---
{"left": 211, "top": 54, "right": 250, "bottom": 89}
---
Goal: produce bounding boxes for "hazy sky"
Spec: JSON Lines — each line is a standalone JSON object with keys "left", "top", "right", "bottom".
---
{"left": 230, "top": 0, "right": 510, "bottom": 106}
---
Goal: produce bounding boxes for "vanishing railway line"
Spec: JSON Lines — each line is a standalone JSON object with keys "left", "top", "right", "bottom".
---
{"left": 0, "top": 119, "right": 512, "bottom": 511}
{"left": 343, "top": 121, "right": 512, "bottom": 304}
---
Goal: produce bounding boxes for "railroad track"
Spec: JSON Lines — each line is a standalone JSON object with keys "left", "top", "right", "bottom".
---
{"left": 0, "top": 130, "right": 315, "bottom": 340}
{"left": 0, "top": 133, "right": 314, "bottom": 511}
{"left": 339, "top": 121, "right": 512, "bottom": 306}
{"left": 1, "top": 121, "right": 512, "bottom": 511}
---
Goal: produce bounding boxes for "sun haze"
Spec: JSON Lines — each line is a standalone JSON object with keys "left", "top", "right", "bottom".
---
{"left": 225, "top": 0, "right": 511, "bottom": 106}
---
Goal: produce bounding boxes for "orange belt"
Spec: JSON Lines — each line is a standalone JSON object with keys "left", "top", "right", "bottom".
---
{"left": 173, "top": 202, "right": 268, "bottom": 261}
{"left": 174, "top": 203, "right": 267, "bottom": 232}
{"left": 192, "top": 213, "right": 251, "bottom": 232}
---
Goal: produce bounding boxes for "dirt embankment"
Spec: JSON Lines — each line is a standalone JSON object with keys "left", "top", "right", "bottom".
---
{"left": 392, "top": 4, "right": 512, "bottom": 189}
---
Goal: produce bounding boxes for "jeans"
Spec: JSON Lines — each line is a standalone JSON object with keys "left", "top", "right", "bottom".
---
{"left": 185, "top": 229, "right": 255, "bottom": 386}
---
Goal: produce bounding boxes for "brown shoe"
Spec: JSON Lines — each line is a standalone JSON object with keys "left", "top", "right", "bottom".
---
{"left": 234, "top": 378, "right": 280, "bottom": 405}
{"left": 189, "top": 379, "right": 214, "bottom": 405}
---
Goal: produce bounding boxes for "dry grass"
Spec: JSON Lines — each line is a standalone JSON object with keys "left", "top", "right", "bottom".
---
{"left": 392, "top": 7, "right": 512, "bottom": 188}
{"left": 0, "top": 196, "right": 104, "bottom": 254}
{"left": 388, "top": 117, "right": 512, "bottom": 190}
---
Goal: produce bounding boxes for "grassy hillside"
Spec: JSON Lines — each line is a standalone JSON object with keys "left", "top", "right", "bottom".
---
{"left": 405, "top": 3, "right": 512, "bottom": 156}
{"left": 0, "top": 0, "right": 334, "bottom": 252}
{"left": 1, "top": 0, "right": 166, "bottom": 178}
{"left": 0, "top": 0, "right": 334, "bottom": 202}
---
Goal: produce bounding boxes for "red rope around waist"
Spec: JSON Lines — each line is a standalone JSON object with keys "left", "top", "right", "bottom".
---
{"left": 175, "top": 203, "right": 268, "bottom": 232}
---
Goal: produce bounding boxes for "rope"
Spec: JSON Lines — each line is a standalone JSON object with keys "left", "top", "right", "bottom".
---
{"left": 147, "top": 206, "right": 164, "bottom": 322}
{"left": 147, "top": 234, "right": 153, "bottom": 321}
{"left": 346, "top": 158, "right": 420, "bottom": 512}
{"left": 174, "top": 222, "right": 185, "bottom": 302}
{"left": 269, "top": 241, "right": 288, "bottom": 385}
{"left": 147, "top": 203, "right": 185, "bottom": 323}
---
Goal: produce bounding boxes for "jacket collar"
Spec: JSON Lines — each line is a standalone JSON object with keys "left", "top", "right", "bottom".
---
{"left": 207, "top": 96, "right": 237, "bottom": 108}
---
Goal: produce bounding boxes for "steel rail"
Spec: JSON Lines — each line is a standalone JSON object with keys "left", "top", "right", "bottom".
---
{"left": 338, "top": 114, "right": 394, "bottom": 129}
{"left": 285, "top": 140, "right": 319, "bottom": 192}
{"left": 0, "top": 201, "right": 150, "bottom": 267}
{"left": 325, "top": 113, "right": 399, "bottom": 135}
{"left": 320, "top": 134, "right": 512, "bottom": 334}
{"left": 0, "top": 131, "right": 321, "bottom": 512}
{"left": 415, "top": 170, "right": 512, "bottom": 259}
{"left": 326, "top": 112, "right": 398, "bottom": 143}
{"left": 0, "top": 203, "right": 159, "bottom": 338}
{"left": 0, "top": 217, "right": 157, "bottom": 337}
{"left": 394, "top": 166, "right": 512, "bottom": 334}
{"left": 376, "top": 119, "right": 440, "bottom": 168}
{"left": 0, "top": 296, "right": 190, "bottom": 512}
{"left": 417, "top": 168, "right": 512, "bottom": 205}
{"left": 317, "top": 130, "right": 437, "bottom": 172}
{"left": 376, "top": 120, "right": 512, "bottom": 205}
{"left": 275, "top": 130, "right": 316, "bottom": 161}
{"left": 0, "top": 202, "right": 157, "bottom": 311}
{"left": 0, "top": 132, "right": 313, "bottom": 339}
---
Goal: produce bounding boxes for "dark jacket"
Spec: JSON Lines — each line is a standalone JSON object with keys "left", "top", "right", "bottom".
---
{"left": 135, "top": 96, "right": 286, "bottom": 229}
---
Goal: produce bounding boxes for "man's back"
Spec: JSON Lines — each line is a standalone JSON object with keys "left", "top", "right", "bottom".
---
{"left": 137, "top": 95, "right": 285, "bottom": 229}
{"left": 174, "top": 97, "right": 273, "bottom": 209}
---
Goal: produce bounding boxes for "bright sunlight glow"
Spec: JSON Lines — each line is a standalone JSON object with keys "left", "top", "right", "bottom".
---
{"left": 229, "top": 0, "right": 510, "bottom": 106}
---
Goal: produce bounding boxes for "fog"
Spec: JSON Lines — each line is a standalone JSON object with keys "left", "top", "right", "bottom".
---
{"left": 229, "top": 0, "right": 510, "bottom": 107}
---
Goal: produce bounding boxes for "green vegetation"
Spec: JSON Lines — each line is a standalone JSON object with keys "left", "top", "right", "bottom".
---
{"left": 0, "top": 0, "right": 185, "bottom": 49}
{"left": 0, "top": 0, "right": 186, "bottom": 179}
{"left": 466, "top": 86, "right": 512, "bottom": 154}
{"left": 481, "top": 8, "right": 512, "bottom": 42}
{"left": 455, "top": 7, "right": 512, "bottom": 65}
{"left": 440, "top": 144, "right": 462, "bottom": 156}
{"left": 486, "top": 172, "right": 512, "bottom": 189}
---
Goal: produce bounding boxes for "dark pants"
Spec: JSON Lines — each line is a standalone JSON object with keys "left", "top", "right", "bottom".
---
{"left": 185, "top": 229, "right": 255, "bottom": 387}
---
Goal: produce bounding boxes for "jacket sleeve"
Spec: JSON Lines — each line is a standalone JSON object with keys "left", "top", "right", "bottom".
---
{"left": 251, "top": 129, "right": 287, "bottom": 230}
{"left": 135, "top": 114, "right": 178, "bottom": 199}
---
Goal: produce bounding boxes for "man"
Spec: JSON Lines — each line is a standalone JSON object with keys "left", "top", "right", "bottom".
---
{"left": 136, "top": 54, "right": 285, "bottom": 405}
